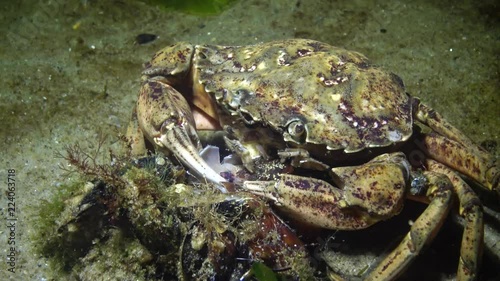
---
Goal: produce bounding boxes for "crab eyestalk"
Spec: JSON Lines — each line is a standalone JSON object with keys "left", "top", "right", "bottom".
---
{"left": 137, "top": 77, "right": 227, "bottom": 192}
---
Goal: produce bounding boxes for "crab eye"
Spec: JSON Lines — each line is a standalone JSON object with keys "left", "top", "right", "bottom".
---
{"left": 286, "top": 119, "right": 306, "bottom": 143}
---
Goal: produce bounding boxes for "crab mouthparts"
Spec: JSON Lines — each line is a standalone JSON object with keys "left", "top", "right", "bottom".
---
{"left": 154, "top": 124, "right": 228, "bottom": 192}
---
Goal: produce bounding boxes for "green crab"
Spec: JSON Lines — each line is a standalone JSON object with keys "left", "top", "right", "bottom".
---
{"left": 127, "top": 39, "right": 499, "bottom": 280}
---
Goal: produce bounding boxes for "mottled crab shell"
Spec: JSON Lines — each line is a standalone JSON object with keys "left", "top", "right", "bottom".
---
{"left": 194, "top": 39, "right": 413, "bottom": 153}
{"left": 148, "top": 39, "right": 414, "bottom": 153}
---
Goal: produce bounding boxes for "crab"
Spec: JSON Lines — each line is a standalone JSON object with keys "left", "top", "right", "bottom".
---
{"left": 127, "top": 39, "right": 499, "bottom": 280}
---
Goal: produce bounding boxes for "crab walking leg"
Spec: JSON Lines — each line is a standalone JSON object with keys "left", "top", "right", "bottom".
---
{"left": 412, "top": 98, "right": 499, "bottom": 194}
{"left": 426, "top": 159, "right": 483, "bottom": 281}
{"left": 412, "top": 98, "right": 478, "bottom": 149}
{"left": 365, "top": 171, "right": 454, "bottom": 281}
{"left": 136, "top": 77, "right": 227, "bottom": 191}
{"left": 418, "top": 133, "right": 499, "bottom": 195}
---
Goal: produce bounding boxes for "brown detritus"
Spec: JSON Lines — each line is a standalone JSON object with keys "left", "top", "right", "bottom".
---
{"left": 56, "top": 134, "right": 127, "bottom": 189}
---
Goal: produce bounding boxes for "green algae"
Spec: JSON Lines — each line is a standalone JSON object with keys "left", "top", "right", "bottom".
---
{"left": 145, "top": 0, "right": 239, "bottom": 15}
{"left": 31, "top": 180, "right": 97, "bottom": 275}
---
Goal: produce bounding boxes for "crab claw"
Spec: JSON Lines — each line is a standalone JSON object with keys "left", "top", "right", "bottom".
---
{"left": 243, "top": 153, "right": 409, "bottom": 229}
{"left": 136, "top": 76, "right": 227, "bottom": 192}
